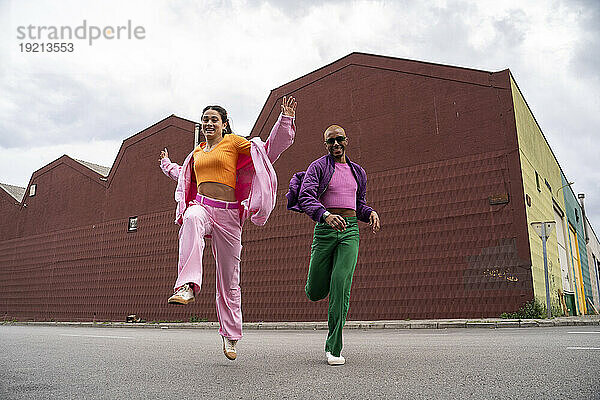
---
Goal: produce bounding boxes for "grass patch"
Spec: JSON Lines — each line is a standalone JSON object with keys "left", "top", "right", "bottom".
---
{"left": 500, "top": 298, "right": 563, "bottom": 319}
{"left": 190, "top": 315, "right": 208, "bottom": 323}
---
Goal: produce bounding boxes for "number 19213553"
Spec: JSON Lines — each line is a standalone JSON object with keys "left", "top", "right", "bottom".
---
{"left": 19, "top": 42, "right": 74, "bottom": 52}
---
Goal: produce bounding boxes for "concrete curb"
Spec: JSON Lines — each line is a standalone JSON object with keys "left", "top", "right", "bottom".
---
{"left": 2, "top": 316, "right": 599, "bottom": 330}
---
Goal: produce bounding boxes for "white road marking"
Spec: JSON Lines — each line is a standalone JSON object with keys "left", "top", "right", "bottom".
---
{"left": 567, "top": 331, "right": 600, "bottom": 334}
{"left": 567, "top": 347, "right": 600, "bottom": 350}
{"left": 60, "top": 334, "right": 135, "bottom": 339}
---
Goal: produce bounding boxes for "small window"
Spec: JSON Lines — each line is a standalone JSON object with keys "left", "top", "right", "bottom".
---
{"left": 128, "top": 216, "right": 138, "bottom": 232}
{"left": 575, "top": 209, "right": 579, "bottom": 223}
{"left": 29, "top": 184, "right": 36, "bottom": 197}
{"left": 544, "top": 179, "right": 552, "bottom": 193}
{"left": 535, "top": 172, "right": 540, "bottom": 192}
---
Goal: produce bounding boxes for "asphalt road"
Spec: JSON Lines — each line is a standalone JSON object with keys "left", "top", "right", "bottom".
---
{"left": 1, "top": 325, "right": 599, "bottom": 399}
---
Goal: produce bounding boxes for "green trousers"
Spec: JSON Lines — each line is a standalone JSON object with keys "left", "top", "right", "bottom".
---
{"left": 305, "top": 217, "right": 360, "bottom": 357}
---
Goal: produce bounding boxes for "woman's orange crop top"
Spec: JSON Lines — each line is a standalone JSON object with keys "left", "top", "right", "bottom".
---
{"left": 192, "top": 134, "right": 251, "bottom": 189}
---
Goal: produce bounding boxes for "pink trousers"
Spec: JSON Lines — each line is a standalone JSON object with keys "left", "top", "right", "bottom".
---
{"left": 175, "top": 200, "right": 243, "bottom": 340}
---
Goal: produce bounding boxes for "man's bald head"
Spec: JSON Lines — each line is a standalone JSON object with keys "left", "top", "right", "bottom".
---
{"left": 323, "top": 124, "right": 348, "bottom": 162}
{"left": 323, "top": 125, "right": 346, "bottom": 140}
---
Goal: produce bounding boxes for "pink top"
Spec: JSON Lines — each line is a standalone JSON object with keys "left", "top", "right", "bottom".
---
{"left": 321, "top": 162, "right": 357, "bottom": 209}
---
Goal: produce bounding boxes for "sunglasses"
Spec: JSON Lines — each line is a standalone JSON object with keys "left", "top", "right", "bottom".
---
{"left": 325, "top": 136, "right": 347, "bottom": 145}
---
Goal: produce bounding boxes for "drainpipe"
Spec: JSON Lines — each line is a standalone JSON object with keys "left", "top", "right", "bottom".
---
{"left": 194, "top": 123, "right": 200, "bottom": 147}
{"left": 577, "top": 193, "right": 589, "bottom": 244}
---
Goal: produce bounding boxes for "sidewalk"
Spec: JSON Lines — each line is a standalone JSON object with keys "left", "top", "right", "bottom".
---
{"left": 3, "top": 315, "right": 599, "bottom": 330}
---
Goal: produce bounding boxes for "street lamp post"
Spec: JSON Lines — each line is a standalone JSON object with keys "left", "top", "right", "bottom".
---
{"left": 531, "top": 221, "right": 556, "bottom": 319}
{"left": 555, "top": 181, "right": 574, "bottom": 198}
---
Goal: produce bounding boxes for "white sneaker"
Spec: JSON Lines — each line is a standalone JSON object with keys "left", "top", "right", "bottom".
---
{"left": 326, "top": 351, "right": 345, "bottom": 366}
{"left": 223, "top": 336, "right": 237, "bottom": 360}
{"left": 167, "top": 283, "right": 195, "bottom": 305}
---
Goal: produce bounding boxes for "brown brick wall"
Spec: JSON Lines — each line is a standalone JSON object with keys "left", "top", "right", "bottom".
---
{"left": 0, "top": 191, "right": 19, "bottom": 239}
{"left": 17, "top": 160, "right": 106, "bottom": 237}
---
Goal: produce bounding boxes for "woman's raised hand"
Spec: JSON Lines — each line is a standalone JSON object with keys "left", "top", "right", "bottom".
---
{"left": 281, "top": 96, "right": 297, "bottom": 117}
{"left": 159, "top": 148, "right": 169, "bottom": 161}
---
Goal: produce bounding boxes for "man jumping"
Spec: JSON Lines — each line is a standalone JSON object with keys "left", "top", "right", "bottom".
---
{"left": 292, "top": 124, "right": 380, "bottom": 365}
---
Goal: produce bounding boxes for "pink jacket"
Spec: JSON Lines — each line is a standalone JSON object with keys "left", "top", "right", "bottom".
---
{"left": 160, "top": 113, "right": 295, "bottom": 226}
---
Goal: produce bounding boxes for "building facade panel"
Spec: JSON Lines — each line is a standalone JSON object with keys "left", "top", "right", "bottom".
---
{"left": 510, "top": 77, "right": 568, "bottom": 314}
{"left": 584, "top": 220, "right": 600, "bottom": 309}
{"left": 0, "top": 190, "right": 20, "bottom": 239}
{"left": 562, "top": 173, "right": 591, "bottom": 314}
{"left": 16, "top": 160, "right": 107, "bottom": 238}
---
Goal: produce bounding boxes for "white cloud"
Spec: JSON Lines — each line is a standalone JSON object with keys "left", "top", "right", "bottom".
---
{"left": 0, "top": 139, "right": 121, "bottom": 187}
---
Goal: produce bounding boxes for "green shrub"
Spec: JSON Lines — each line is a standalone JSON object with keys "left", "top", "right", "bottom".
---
{"left": 190, "top": 315, "right": 208, "bottom": 323}
{"left": 500, "top": 298, "right": 548, "bottom": 319}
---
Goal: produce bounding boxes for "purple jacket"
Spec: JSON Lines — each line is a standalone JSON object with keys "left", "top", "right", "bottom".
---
{"left": 290, "top": 154, "right": 374, "bottom": 223}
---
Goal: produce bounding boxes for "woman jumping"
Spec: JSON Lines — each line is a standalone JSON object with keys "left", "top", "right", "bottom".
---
{"left": 159, "top": 97, "right": 297, "bottom": 360}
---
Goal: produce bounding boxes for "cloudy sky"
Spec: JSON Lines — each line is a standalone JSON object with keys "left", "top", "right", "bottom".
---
{"left": 1, "top": 0, "right": 598, "bottom": 230}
